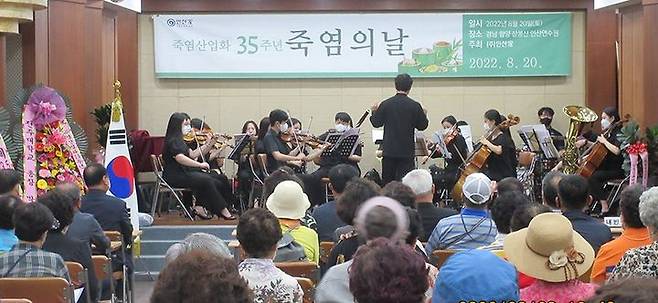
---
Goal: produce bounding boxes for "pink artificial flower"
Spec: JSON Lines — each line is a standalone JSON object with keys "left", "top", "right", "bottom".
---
{"left": 48, "top": 129, "right": 67, "bottom": 145}
{"left": 25, "top": 86, "right": 67, "bottom": 128}
{"left": 38, "top": 169, "right": 51, "bottom": 178}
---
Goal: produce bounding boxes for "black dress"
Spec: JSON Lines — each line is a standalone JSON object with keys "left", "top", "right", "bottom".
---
{"left": 162, "top": 137, "right": 230, "bottom": 215}
{"left": 483, "top": 132, "right": 518, "bottom": 181}
{"left": 443, "top": 135, "right": 469, "bottom": 189}
{"left": 586, "top": 127, "right": 625, "bottom": 201}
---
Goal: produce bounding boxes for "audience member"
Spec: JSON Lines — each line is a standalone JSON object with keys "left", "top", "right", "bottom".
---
{"left": 557, "top": 175, "right": 612, "bottom": 253}
{"left": 608, "top": 186, "right": 658, "bottom": 281}
{"left": 508, "top": 202, "right": 552, "bottom": 289}
{"left": 39, "top": 189, "right": 99, "bottom": 303}
{"left": 0, "top": 195, "right": 21, "bottom": 252}
{"left": 382, "top": 181, "right": 416, "bottom": 208}
{"left": 480, "top": 191, "right": 529, "bottom": 250}
{"left": 402, "top": 169, "right": 456, "bottom": 242}
{"left": 432, "top": 250, "right": 519, "bottom": 303}
{"left": 405, "top": 208, "right": 438, "bottom": 297}
{"left": 150, "top": 250, "right": 252, "bottom": 303}
{"left": 326, "top": 178, "right": 380, "bottom": 268}
{"left": 587, "top": 278, "right": 658, "bottom": 303}
{"left": 262, "top": 167, "right": 317, "bottom": 231}
{"left": 165, "top": 232, "right": 232, "bottom": 265}
{"left": 426, "top": 173, "right": 497, "bottom": 252}
{"left": 81, "top": 163, "right": 133, "bottom": 246}
{"left": 590, "top": 184, "right": 651, "bottom": 283}
{"left": 266, "top": 180, "right": 319, "bottom": 264}
{"left": 349, "top": 238, "right": 428, "bottom": 303}
{"left": 0, "top": 169, "right": 22, "bottom": 197}
{"left": 542, "top": 171, "right": 565, "bottom": 210}
{"left": 496, "top": 176, "right": 524, "bottom": 195}
{"left": 312, "top": 164, "right": 357, "bottom": 241}
{"left": 316, "top": 196, "right": 409, "bottom": 303}
{"left": 237, "top": 208, "right": 303, "bottom": 302}
{"left": 58, "top": 182, "right": 110, "bottom": 253}
{"left": 505, "top": 213, "right": 597, "bottom": 303}
{"left": 0, "top": 202, "right": 70, "bottom": 282}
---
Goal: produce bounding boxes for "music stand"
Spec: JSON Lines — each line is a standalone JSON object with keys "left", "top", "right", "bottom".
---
{"left": 518, "top": 125, "right": 559, "bottom": 159}
{"left": 228, "top": 134, "right": 251, "bottom": 162}
{"left": 322, "top": 128, "right": 361, "bottom": 159}
{"left": 414, "top": 133, "right": 429, "bottom": 168}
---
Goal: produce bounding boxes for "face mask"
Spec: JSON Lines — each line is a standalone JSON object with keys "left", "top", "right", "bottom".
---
{"left": 280, "top": 122, "right": 289, "bottom": 133}
{"left": 540, "top": 117, "right": 552, "bottom": 126}
{"left": 483, "top": 123, "right": 491, "bottom": 132}
{"left": 442, "top": 128, "right": 451, "bottom": 135}
{"left": 182, "top": 125, "right": 192, "bottom": 135}
{"left": 601, "top": 118, "right": 611, "bottom": 130}
{"left": 335, "top": 124, "right": 349, "bottom": 133}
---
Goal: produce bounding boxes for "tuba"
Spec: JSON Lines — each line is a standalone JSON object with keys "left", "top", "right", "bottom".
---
{"left": 561, "top": 105, "right": 598, "bottom": 174}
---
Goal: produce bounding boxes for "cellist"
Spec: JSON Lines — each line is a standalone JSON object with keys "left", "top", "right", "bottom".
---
{"left": 577, "top": 107, "right": 624, "bottom": 214}
{"left": 479, "top": 109, "right": 518, "bottom": 181}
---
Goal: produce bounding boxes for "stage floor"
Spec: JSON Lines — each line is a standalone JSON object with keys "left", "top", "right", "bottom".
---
{"left": 152, "top": 212, "right": 237, "bottom": 226}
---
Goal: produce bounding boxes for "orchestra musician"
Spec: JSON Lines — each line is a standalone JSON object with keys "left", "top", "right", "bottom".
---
{"left": 370, "top": 73, "right": 429, "bottom": 185}
{"left": 162, "top": 112, "right": 235, "bottom": 220}
{"left": 315, "top": 112, "right": 363, "bottom": 175}
{"left": 188, "top": 118, "right": 228, "bottom": 170}
{"left": 428, "top": 115, "right": 469, "bottom": 189}
{"left": 236, "top": 120, "right": 259, "bottom": 206}
{"left": 286, "top": 118, "right": 309, "bottom": 174}
{"left": 538, "top": 107, "right": 565, "bottom": 151}
{"left": 577, "top": 107, "right": 624, "bottom": 214}
{"left": 479, "top": 109, "right": 518, "bottom": 181}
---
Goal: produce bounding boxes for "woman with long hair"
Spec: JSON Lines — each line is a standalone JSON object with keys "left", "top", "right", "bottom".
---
{"left": 162, "top": 112, "right": 235, "bottom": 220}
{"left": 236, "top": 120, "right": 259, "bottom": 208}
{"left": 479, "top": 109, "right": 517, "bottom": 181}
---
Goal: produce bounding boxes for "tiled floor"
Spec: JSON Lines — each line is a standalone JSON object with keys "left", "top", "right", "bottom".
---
{"left": 134, "top": 281, "right": 156, "bottom": 303}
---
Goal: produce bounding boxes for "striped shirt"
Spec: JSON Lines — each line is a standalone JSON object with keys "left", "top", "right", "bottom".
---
{"left": 0, "top": 242, "right": 70, "bottom": 281}
{"left": 425, "top": 208, "right": 497, "bottom": 253}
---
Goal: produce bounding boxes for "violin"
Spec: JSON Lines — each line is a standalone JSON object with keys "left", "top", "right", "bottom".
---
{"left": 184, "top": 128, "right": 233, "bottom": 150}
{"left": 452, "top": 114, "right": 520, "bottom": 201}
{"left": 280, "top": 130, "right": 331, "bottom": 149}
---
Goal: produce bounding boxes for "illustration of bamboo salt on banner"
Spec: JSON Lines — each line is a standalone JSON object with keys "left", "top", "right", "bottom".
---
{"left": 104, "top": 81, "right": 140, "bottom": 231}
{"left": 399, "top": 38, "right": 464, "bottom": 75}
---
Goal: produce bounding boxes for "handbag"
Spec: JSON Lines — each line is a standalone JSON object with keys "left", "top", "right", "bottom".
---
{"left": 274, "top": 226, "right": 308, "bottom": 262}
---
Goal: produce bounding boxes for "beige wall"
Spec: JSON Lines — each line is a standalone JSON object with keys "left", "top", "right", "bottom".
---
{"left": 138, "top": 12, "right": 586, "bottom": 175}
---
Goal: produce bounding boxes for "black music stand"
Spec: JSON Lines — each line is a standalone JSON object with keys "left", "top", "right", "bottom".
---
{"left": 228, "top": 134, "right": 251, "bottom": 162}
{"left": 414, "top": 135, "right": 429, "bottom": 168}
{"left": 322, "top": 128, "right": 361, "bottom": 159}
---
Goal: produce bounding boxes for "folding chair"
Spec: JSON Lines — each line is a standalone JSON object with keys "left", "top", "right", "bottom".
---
{"left": 295, "top": 277, "right": 315, "bottom": 303}
{"left": 590, "top": 176, "right": 629, "bottom": 214}
{"left": 275, "top": 262, "right": 319, "bottom": 283}
{"left": 247, "top": 154, "right": 265, "bottom": 209}
{"left": 92, "top": 255, "right": 115, "bottom": 303}
{"left": 104, "top": 231, "right": 132, "bottom": 303}
{"left": 431, "top": 250, "right": 457, "bottom": 268}
{"left": 321, "top": 178, "right": 332, "bottom": 204}
{"left": 65, "top": 262, "right": 91, "bottom": 303}
{"left": 517, "top": 151, "right": 537, "bottom": 203}
{"left": 0, "top": 277, "right": 74, "bottom": 303}
{"left": 149, "top": 154, "right": 194, "bottom": 220}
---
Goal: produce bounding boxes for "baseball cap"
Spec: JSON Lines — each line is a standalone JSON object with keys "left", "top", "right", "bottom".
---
{"left": 432, "top": 250, "right": 519, "bottom": 303}
{"left": 462, "top": 173, "right": 492, "bottom": 204}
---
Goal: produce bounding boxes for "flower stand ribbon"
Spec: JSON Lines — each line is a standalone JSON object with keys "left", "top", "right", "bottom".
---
{"left": 0, "top": 134, "right": 13, "bottom": 169}
{"left": 627, "top": 142, "right": 649, "bottom": 188}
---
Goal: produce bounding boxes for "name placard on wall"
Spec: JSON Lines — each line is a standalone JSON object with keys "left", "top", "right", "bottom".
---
{"left": 153, "top": 12, "right": 572, "bottom": 79}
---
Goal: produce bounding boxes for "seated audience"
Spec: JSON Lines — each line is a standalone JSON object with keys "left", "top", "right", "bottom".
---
{"left": 0, "top": 202, "right": 70, "bottom": 282}
{"left": 557, "top": 175, "right": 612, "bottom": 253}
{"left": 402, "top": 169, "right": 456, "bottom": 242}
{"left": 326, "top": 178, "right": 380, "bottom": 268}
{"left": 608, "top": 186, "right": 658, "bottom": 281}
{"left": 349, "top": 238, "right": 428, "bottom": 303}
{"left": 311, "top": 164, "right": 357, "bottom": 241}
{"left": 433, "top": 250, "right": 519, "bottom": 303}
{"left": 0, "top": 195, "right": 21, "bottom": 252}
{"left": 81, "top": 164, "right": 133, "bottom": 247}
{"left": 382, "top": 181, "right": 416, "bottom": 208}
{"left": 426, "top": 173, "right": 497, "bottom": 252}
{"left": 266, "top": 180, "right": 319, "bottom": 264}
{"left": 480, "top": 191, "right": 529, "bottom": 250}
{"left": 262, "top": 167, "right": 317, "bottom": 231}
{"left": 237, "top": 208, "right": 303, "bottom": 302}
{"left": 542, "top": 171, "right": 565, "bottom": 210}
{"left": 505, "top": 213, "right": 597, "bottom": 303}
{"left": 495, "top": 176, "right": 524, "bottom": 196}
{"left": 39, "top": 189, "right": 99, "bottom": 303}
{"left": 587, "top": 278, "right": 658, "bottom": 303}
{"left": 590, "top": 185, "right": 651, "bottom": 283}
{"left": 509, "top": 202, "right": 552, "bottom": 289}
{"left": 316, "top": 196, "right": 410, "bottom": 302}
{"left": 58, "top": 183, "right": 110, "bottom": 253}
{"left": 0, "top": 169, "right": 22, "bottom": 197}
{"left": 165, "top": 232, "right": 232, "bottom": 265}
{"left": 150, "top": 250, "right": 252, "bottom": 303}
{"left": 405, "top": 208, "right": 438, "bottom": 297}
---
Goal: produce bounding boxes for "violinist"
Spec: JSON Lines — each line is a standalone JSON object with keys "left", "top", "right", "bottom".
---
{"left": 263, "top": 109, "right": 327, "bottom": 171}
{"left": 162, "top": 112, "right": 235, "bottom": 220}
{"left": 285, "top": 118, "right": 309, "bottom": 173}
{"left": 479, "top": 109, "right": 518, "bottom": 181}
{"left": 428, "top": 115, "right": 468, "bottom": 188}
{"left": 236, "top": 120, "right": 258, "bottom": 205}
{"left": 578, "top": 107, "right": 624, "bottom": 214}
{"left": 188, "top": 118, "right": 229, "bottom": 170}
{"left": 315, "top": 112, "right": 363, "bottom": 175}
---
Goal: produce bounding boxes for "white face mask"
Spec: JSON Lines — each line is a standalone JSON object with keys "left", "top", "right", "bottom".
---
{"left": 335, "top": 124, "right": 349, "bottom": 133}
{"left": 279, "top": 122, "right": 289, "bottom": 133}
{"left": 442, "top": 128, "right": 451, "bottom": 135}
{"left": 483, "top": 123, "right": 491, "bottom": 132}
{"left": 182, "top": 125, "right": 192, "bottom": 135}
{"left": 601, "top": 118, "right": 611, "bottom": 130}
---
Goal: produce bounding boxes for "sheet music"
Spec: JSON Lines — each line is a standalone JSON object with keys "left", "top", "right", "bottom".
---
{"left": 458, "top": 125, "right": 474, "bottom": 153}
{"left": 532, "top": 124, "right": 559, "bottom": 159}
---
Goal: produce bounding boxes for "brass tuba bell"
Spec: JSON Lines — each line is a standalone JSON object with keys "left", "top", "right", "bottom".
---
{"left": 561, "top": 105, "right": 598, "bottom": 174}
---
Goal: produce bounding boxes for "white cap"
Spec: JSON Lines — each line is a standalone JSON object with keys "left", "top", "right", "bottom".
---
{"left": 462, "top": 173, "right": 492, "bottom": 205}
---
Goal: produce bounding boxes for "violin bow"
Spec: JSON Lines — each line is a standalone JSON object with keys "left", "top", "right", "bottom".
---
{"left": 355, "top": 110, "right": 370, "bottom": 128}
{"left": 197, "top": 116, "right": 207, "bottom": 164}
{"left": 286, "top": 111, "right": 301, "bottom": 147}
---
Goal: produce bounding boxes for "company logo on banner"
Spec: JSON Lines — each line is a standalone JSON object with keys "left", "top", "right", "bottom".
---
{"left": 153, "top": 12, "right": 572, "bottom": 79}
{"left": 105, "top": 83, "right": 139, "bottom": 231}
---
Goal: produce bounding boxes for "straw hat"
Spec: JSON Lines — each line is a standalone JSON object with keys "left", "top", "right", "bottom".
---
{"left": 266, "top": 180, "right": 310, "bottom": 220}
{"left": 503, "top": 213, "right": 594, "bottom": 282}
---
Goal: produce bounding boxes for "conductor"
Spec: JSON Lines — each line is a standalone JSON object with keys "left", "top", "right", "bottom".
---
{"left": 370, "top": 73, "right": 429, "bottom": 185}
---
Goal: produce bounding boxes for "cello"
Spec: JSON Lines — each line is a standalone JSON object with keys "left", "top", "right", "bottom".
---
{"left": 576, "top": 115, "right": 629, "bottom": 178}
{"left": 452, "top": 114, "right": 520, "bottom": 201}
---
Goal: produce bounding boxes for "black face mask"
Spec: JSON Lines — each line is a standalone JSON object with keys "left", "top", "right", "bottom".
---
{"left": 540, "top": 118, "right": 552, "bottom": 126}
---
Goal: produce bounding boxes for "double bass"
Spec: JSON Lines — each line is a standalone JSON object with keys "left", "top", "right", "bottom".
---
{"left": 452, "top": 114, "right": 520, "bottom": 201}
{"left": 576, "top": 115, "right": 629, "bottom": 178}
